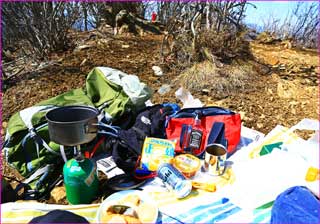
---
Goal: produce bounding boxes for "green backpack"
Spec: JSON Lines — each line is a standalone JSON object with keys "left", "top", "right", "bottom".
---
{"left": 3, "top": 67, "right": 151, "bottom": 180}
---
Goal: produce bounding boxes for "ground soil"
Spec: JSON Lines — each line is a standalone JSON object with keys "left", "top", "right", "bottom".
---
{"left": 1, "top": 31, "right": 318, "bottom": 203}
{"left": 3, "top": 33, "right": 318, "bottom": 134}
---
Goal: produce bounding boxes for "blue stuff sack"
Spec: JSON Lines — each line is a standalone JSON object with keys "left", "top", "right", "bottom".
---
{"left": 271, "top": 186, "right": 320, "bottom": 223}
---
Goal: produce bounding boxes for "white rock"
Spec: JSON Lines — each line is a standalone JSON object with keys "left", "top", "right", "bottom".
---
{"left": 158, "top": 84, "right": 171, "bottom": 95}
{"left": 152, "top": 65, "right": 164, "bottom": 76}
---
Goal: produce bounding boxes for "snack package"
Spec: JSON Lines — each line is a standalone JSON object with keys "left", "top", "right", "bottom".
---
{"left": 140, "top": 137, "right": 176, "bottom": 171}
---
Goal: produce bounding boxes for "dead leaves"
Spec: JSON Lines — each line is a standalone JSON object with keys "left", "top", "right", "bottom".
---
{"left": 2, "top": 32, "right": 318, "bottom": 138}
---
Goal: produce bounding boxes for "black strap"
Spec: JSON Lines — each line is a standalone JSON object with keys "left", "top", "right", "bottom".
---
{"left": 37, "top": 175, "right": 63, "bottom": 200}
{"left": 21, "top": 141, "right": 33, "bottom": 169}
{"left": 207, "top": 122, "right": 228, "bottom": 148}
{"left": 13, "top": 165, "right": 62, "bottom": 201}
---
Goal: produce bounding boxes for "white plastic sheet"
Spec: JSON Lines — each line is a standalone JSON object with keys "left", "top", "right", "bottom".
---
{"left": 227, "top": 150, "right": 309, "bottom": 209}
{"left": 228, "top": 119, "right": 320, "bottom": 209}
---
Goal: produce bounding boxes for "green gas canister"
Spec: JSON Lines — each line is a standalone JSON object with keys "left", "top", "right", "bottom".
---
{"left": 63, "top": 156, "right": 99, "bottom": 204}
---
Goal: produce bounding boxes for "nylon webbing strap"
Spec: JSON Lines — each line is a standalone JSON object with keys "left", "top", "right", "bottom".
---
{"left": 42, "top": 139, "right": 59, "bottom": 155}
{"left": 180, "top": 124, "right": 188, "bottom": 148}
{"left": 23, "top": 165, "right": 51, "bottom": 184}
{"left": 207, "top": 122, "right": 227, "bottom": 147}
{"left": 60, "top": 145, "right": 67, "bottom": 163}
{"left": 14, "top": 164, "right": 61, "bottom": 201}
{"left": 29, "top": 128, "right": 59, "bottom": 156}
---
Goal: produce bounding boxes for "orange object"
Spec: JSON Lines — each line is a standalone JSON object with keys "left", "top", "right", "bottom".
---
{"left": 305, "top": 167, "right": 319, "bottom": 182}
{"left": 192, "top": 181, "right": 216, "bottom": 192}
{"left": 173, "top": 154, "right": 201, "bottom": 178}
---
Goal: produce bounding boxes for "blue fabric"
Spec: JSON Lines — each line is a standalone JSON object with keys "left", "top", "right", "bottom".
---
{"left": 271, "top": 186, "right": 320, "bottom": 224}
{"left": 171, "top": 106, "right": 235, "bottom": 119}
{"left": 162, "top": 103, "right": 180, "bottom": 114}
{"left": 207, "top": 122, "right": 227, "bottom": 147}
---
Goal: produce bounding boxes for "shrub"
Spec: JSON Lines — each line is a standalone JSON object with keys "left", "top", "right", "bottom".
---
{"left": 2, "top": 2, "right": 80, "bottom": 59}
{"left": 174, "top": 60, "right": 256, "bottom": 99}
{"left": 197, "top": 29, "right": 252, "bottom": 63}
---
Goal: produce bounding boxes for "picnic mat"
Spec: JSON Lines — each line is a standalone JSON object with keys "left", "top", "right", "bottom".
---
{"left": 142, "top": 149, "right": 314, "bottom": 223}
{"left": 2, "top": 120, "right": 318, "bottom": 223}
{"left": 146, "top": 189, "right": 272, "bottom": 223}
{"left": 0, "top": 192, "right": 272, "bottom": 224}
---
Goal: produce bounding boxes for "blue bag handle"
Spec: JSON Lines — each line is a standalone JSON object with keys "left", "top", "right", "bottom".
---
{"left": 207, "top": 122, "right": 228, "bottom": 148}
{"left": 172, "top": 106, "right": 235, "bottom": 118}
{"left": 180, "top": 124, "right": 187, "bottom": 148}
{"left": 196, "top": 122, "right": 228, "bottom": 159}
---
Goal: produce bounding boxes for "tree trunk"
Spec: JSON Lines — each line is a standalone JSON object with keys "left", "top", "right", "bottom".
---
{"left": 115, "top": 10, "right": 163, "bottom": 35}
{"left": 83, "top": 4, "right": 88, "bottom": 31}
{"left": 206, "top": 1, "right": 210, "bottom": 30}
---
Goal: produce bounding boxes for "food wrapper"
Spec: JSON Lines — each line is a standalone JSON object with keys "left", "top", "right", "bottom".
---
{"left": 140, "top": 137, "right": 175, "bottom": 171}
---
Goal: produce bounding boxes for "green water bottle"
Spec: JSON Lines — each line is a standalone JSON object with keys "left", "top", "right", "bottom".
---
{"left": 63, "top": 156, "right": 99, "bottom": 204}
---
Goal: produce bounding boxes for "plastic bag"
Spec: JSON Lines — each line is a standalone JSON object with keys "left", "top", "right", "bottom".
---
{"left": 175, "top": 87, "right": 203, "bottom": 108}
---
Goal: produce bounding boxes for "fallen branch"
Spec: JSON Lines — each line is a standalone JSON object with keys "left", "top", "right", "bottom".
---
{"left": 3, "top": 60, "right": 62, "bottom": 82}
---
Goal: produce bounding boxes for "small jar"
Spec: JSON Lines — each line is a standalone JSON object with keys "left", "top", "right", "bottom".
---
{"left": 173, "top": 154, "right": 201, "bottom": 178}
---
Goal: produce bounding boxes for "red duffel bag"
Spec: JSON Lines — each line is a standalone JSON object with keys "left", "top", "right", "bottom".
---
{"left": 165, "top": 106, "right": 241, "bottom": 156}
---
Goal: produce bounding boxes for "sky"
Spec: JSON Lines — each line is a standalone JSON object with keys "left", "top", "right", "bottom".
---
{"left": 143, "top": 1, "right": 318, "bottom": 29}
{"left": 244, "top": 1, "right": 318, "bottom": 27}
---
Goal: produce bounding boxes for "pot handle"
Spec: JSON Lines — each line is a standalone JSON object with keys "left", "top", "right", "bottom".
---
{"left": 92, "top": 122, "right": 120, "bottom": 134}
{"left": 85, "top": 123, "right": 98, "bottom": 134}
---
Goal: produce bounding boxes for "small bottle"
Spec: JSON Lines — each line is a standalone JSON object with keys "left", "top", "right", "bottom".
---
{"left": 189, "top": 111, "right": 203, "bottom": 155}
{"left": 157, "top": 163, "right": 192, "bottom": 199}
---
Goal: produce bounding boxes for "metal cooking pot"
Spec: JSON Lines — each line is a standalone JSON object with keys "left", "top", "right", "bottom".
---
{"left": 46, "top": 106, "right": 99, "bottom": 146}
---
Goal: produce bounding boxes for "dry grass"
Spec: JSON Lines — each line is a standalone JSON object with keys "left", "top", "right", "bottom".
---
{"left": 165, "top": 28, "right": 252, "bottom": 75}
{"left": 174, "top": 60, "right": 256, "bottom": 99}
{"left": 197, "top": 29, "right": 252, "bottom": 63}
